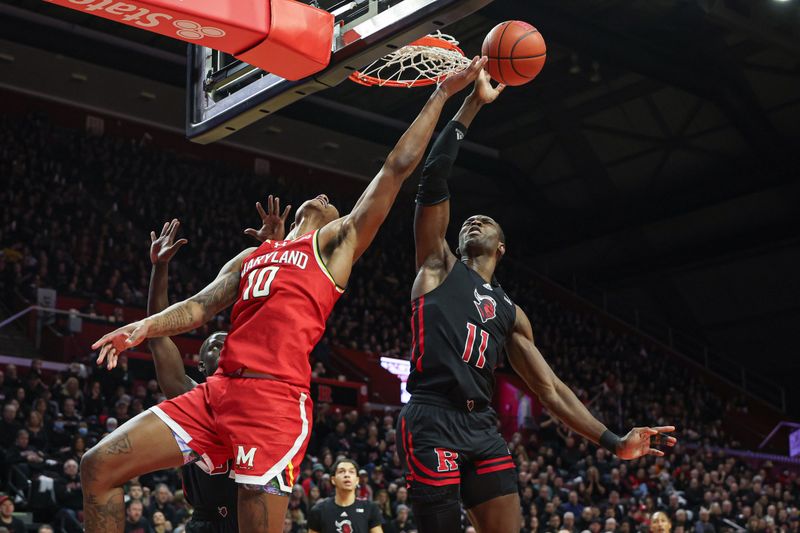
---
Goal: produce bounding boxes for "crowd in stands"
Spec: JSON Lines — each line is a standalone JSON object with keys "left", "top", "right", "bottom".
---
{"left": 1, "top": 112, "right": 799, "bottom": 532}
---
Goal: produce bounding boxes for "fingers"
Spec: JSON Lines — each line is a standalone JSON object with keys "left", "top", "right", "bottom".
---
{"left": 496, "top": 83, "right": 506, "bottom": 93}
{"left": 92, "top": 332, "right": 114, "bottom": 350}
{"left": 255, "top": 201, "right": 268, "bottom": 222}
{"left": 244, "top": 228, "right": 258, "bottom": 238}
{"left": 272, "top": 195, "right": 280, "bottom": 217}
{"left": 106, "top": 348, "right": 118, "bottom": 370}
{"left": 125, "top": 324, "right": 146, "bottom": 347}
{"left": 150, "top": 231, "right": 156, "bottom": 242}
{"left": 96, "top": 343, "right": 110, "bottom": 365}
{"left": 647, "top": 448, "right": 665, "bottom": 457}
{"left": 651, "top": 425, "right": 676, "bottom": 433}
{"left": 168, "top": 238, "right": 188, "bottom": 253}
{"left": 281, "top": 205, "right": 292, "bottom": 222}
{"left": 167, "top": 219, "right": 180, "bottom": 243}
{"left": 160, "top": 221, "right": 169, "bottom": 237}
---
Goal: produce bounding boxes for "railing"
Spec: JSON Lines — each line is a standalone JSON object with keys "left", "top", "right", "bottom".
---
{"left": 561, "top": 272, "right": 786, "bottom": 412}
{"left": 503, "top": 260, "right": 786, "bottom": 413}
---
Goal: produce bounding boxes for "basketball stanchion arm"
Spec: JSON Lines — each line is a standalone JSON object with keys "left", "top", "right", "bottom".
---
{"left": 43, "top": 0, "right": 334, "bottom": 80}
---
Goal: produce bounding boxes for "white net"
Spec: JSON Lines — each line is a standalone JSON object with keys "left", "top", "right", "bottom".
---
{"left": 351, "top": 32, "right": 471, "bottom": 87}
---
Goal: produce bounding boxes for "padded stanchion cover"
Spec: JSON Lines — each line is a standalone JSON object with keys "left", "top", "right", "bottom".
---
{"left": 235, "top": 0, "right": 334, "bottom": 81}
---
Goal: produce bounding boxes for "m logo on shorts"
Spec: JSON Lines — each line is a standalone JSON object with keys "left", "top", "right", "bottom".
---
{"left": 236, "top": 446, "right": 257, "bottom": 470}
{"left": 434, "top": 448, "right": 459, "bottom": 472}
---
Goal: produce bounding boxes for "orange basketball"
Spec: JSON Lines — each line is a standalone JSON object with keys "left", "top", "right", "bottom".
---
{"left": 481, "top": 20, "right": 546, "bottom": 86}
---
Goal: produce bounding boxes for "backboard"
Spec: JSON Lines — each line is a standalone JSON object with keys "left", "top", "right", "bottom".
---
{"left": 186, "top": 0, "right": 493, "bottom": 144}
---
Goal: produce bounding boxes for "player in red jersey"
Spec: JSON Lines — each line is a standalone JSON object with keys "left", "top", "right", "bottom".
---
{"left": 81, "top": 56, "right": 489, "bottom": 533}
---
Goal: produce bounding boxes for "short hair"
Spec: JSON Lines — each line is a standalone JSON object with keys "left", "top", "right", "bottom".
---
{"left": 38, "top": 526, "right": 55, "bottom": 533}
{"left": 332, "top": 457, "right": 358, "bottom": 474}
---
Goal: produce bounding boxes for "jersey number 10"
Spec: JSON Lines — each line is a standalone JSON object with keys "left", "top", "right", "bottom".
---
{"left": 242, "top": 266, "right": 279, "bottom": 301}
{"left": 461, "top": 323, "right": 488, "bottom": 369}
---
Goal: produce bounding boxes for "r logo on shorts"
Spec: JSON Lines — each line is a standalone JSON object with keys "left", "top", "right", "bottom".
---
{"left": 434, "top": 448, "right": 459, "bottom": 472}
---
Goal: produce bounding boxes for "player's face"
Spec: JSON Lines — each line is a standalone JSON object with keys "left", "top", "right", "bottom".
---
{"left": 198, "top": 331, "right": 226, "bottom": 377}
{"left": 458, "top": 215, "right": 505, "bottom": 259}
{"left": 333, "top": 462, "right": 357, "bottom": 492}
{"left": 295, "top": 194, "right": 340, "bottom": 227}
{"left": 651, "top": 512, "right": 672, "bottom": 533}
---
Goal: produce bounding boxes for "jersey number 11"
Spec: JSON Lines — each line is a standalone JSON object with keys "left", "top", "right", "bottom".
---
{"left": 461, "top": 323, "right": 488, "bottom": 369}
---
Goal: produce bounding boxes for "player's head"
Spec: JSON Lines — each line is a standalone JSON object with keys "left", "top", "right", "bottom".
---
{"left": 331, "top": 458, "right": 359, "bottom": 494}
{"left": 293, "top": 194, "right": 339, "bottom": 231}
{"left": 651, "top": 511, "right": 672, "bottom": 533}
{"left": 457, "top": 215, "right": 506, "bottom": 262}
{"left": 198, "top": 331, "right": 227, "bottom": 377}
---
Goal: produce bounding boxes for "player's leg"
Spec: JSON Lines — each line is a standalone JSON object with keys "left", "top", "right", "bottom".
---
{"left": 397, "top": 402, "right": 463, "bottom": 533}
{"left": 465, "top": 493, "right": 521, "bottom": 533}
{"left": 237, "top": 487, "right": 290, "bottom": 533}
{"left": 460, "top": 421, "right": 520, "bottom": 533}
{"left": 222, "top": 378, "right": 313, "bottom": 533}
{"left": 81, "top": 410, "right": 183, "bottom": 533}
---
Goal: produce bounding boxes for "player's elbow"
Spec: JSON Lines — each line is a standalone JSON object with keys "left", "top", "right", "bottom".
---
{"left": 536, "top": 378, "right": 560, "bottom": 409}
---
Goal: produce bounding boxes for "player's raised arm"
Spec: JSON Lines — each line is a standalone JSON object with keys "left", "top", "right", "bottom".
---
{"left": 92, "top": 245, "right": 256, "bottom": 369}
{"left": 146, "top": 219, "right": 197, "bottom": 398}
{"left": 506, "top": 305, "right": 677, "bottom": 460}
{"left": 414, "top": 69, "right": 503, "bottom": 272}
{"left": 321, "top": 56, "right": 487, "bottom": 265}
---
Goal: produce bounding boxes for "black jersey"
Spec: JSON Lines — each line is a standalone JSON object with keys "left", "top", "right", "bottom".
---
{"left": 407, "top": 261, "right": 516, "bottom": 411}
{"left": 307, "top": 497, "right": 382, "bottom": 533}
{"left": 182, "top": 460, "right": 238, "bottom": 530}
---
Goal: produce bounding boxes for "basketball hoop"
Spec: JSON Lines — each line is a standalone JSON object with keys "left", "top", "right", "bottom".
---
{"left": 349, "top": 32, "right": 471, "bottom": 88}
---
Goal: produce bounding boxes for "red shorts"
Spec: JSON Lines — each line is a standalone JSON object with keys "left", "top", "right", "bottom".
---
{"left": 150, "top": 375, "right": 312, "bottom": 490}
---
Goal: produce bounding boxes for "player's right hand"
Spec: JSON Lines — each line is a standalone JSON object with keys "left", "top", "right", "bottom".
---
{"left": 439, "top": 56, "right": 488, "bottom": 98}
{"left": 470, "top": 69, "right": 505, "bottom": 105}
{"left": 92, "top": 320, "right": 151, "bottom": 370}
{"left": 150, "top": 219, "right": 188, "bottom": 265}
{"left": 244, "top": 194, "right": 292, "bottom": 243}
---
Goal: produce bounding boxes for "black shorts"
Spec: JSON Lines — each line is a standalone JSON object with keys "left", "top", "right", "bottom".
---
{"left": 397, "top": 399, "right": 517, "bottom": 509}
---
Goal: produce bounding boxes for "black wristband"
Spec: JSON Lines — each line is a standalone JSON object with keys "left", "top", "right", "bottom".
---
{"left": 599, "top": 430, "right": 622, "bottom": 454}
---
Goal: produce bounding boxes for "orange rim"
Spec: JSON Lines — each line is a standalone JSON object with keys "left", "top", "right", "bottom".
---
{"left": 349, "top": 36, "right": 465, "bottom": 88}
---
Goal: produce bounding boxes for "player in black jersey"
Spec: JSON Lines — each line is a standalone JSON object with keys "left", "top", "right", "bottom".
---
{"left": 146, "top": 218, "right": 239, "bottom": 532}
{"left": 399, "top": 70, "right": 677, "bottom": 533}
{"left": 308, "top": 458, "right": 383, "bottom": 533}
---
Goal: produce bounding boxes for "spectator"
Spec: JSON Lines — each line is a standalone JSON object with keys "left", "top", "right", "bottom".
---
{"left": 125, "top": 500, "right": 153, "bottom": 533}
{"left": 146, "top": 484, "right": 176, "bottom": 525}
{"left": 0, "top": 497, "right": 24, "bottom": 533}
{"left": 386, "top": 504, "right": 415, "bottom": 533}
{"left": 0, "top": 404, "right": 21, "bottom": 448}
{"left": 54, "top": 459, "right": 83, "bottom": 533}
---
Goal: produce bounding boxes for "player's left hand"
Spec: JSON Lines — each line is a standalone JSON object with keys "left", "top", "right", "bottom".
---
{"left": 244, "top": 195, "right": 292, "bottom": 243}
{"left": 439, "top": 56, "right": 488, "bottom": 98}
{"left": 616, "top": 426, "right": 677, "bottom": 460}
{"left": 150, "top": 219, "right": 188, "bottom": 265}
{"left": 92, "top": 320, "right": 151, "bottom": 370}
{"left": 470, "top": 69, "right": 505, "bottom": 105}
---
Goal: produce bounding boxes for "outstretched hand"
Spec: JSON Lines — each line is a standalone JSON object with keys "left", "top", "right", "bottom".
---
{"left": 91, "top": 320, "right": 150, "bottom": 370}
{"left": 150, "top": 219, "right": 188, "bottom": 265}
{"left": 616, "top": 426, "right": 677, "bottom": 460}
{"left": 470, "top": 69, "right": 505, "bottom": 105}
{"left": 244, "top": 195, "right": 292, "bottom": 243}
{"left": 438, "top": 56, "right": 488, "bottom": 98}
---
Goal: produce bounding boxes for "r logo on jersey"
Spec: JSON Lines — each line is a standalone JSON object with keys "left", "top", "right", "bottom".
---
{"left": 235, "top": 446, "right": 257, "bottom": 471}
{"left": 434, "top": 448, "right": 459, "bottom": 472}
{"left": 473, "top": 289, "right": 497, "bottom": 323}
{"left": 335, "top": 519, "right": 353, "bottom": 533}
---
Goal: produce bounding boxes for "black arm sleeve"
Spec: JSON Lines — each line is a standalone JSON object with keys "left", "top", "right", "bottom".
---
{"left": 415, "top": 120, "right": 467, "bottom": 206}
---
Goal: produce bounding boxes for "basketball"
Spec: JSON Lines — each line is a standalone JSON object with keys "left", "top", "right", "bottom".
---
{"left": 481, "top": 20, "right": 547, "bottom": 86}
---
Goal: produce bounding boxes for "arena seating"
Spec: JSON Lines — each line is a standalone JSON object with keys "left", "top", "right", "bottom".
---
{"left": 1, "top": 109, "right": 798, "bottom": 533}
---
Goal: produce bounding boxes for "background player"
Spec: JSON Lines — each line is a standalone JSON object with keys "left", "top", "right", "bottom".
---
{"left": 83, "top": 56, "right": 489, "bottom": 533}
{"left": 399, "top": 70, "right": 678, "bottom": 533}
{"left": 147, "top": 218, "right": 235, "bottom": 533}
{"left": 307, "top": 458, "right": 383, "bottom": 533}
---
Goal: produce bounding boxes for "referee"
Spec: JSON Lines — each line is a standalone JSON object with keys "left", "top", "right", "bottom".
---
{"left": 308, "top": 459, "right": 383, "bottom": 533}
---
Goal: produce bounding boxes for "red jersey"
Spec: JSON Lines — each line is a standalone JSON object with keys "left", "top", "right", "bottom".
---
{"left": 218, "top": 230, "right": 344, "bottom": 387}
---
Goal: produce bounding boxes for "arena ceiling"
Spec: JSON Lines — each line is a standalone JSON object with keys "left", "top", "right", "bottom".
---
{"left": 3, "top": 0, "right": 800, "bottom": 410}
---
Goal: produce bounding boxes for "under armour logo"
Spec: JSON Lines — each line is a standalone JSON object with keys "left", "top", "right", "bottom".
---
{"left": 173, "top": 20, "right": 226, "bottom": 40}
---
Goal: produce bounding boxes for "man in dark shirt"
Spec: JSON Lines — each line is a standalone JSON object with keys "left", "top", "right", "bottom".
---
{"left": 0, "top": 496, "right": 25, "bottom": 533}
{"left": 0, "top": 404, "right": 21, "bottom": 448}
{"left": 55, "top": 459, "right": 83, "bottom": 533}
{"left": 308, "top": 458, "right": 383, "bottom": 533}
{"left": 124, "top": 500, "right": 154, "bottom": 533}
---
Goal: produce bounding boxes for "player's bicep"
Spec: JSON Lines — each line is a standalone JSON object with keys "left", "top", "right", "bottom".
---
{"left": 370, "top": 526, "right": 384, "bottom": 533}
{"left": 190, "top": 247, "right": 254, "bottom": 318}
{"left": 506, "top": 306, "right": 557, "bottom": 396}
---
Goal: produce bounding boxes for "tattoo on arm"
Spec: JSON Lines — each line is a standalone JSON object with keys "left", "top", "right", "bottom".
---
{"left": 192, "top": 271, "right": 240, "bottom": 322}
{"left": 84, "top": 492, "right": 125, "bottom": 532}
